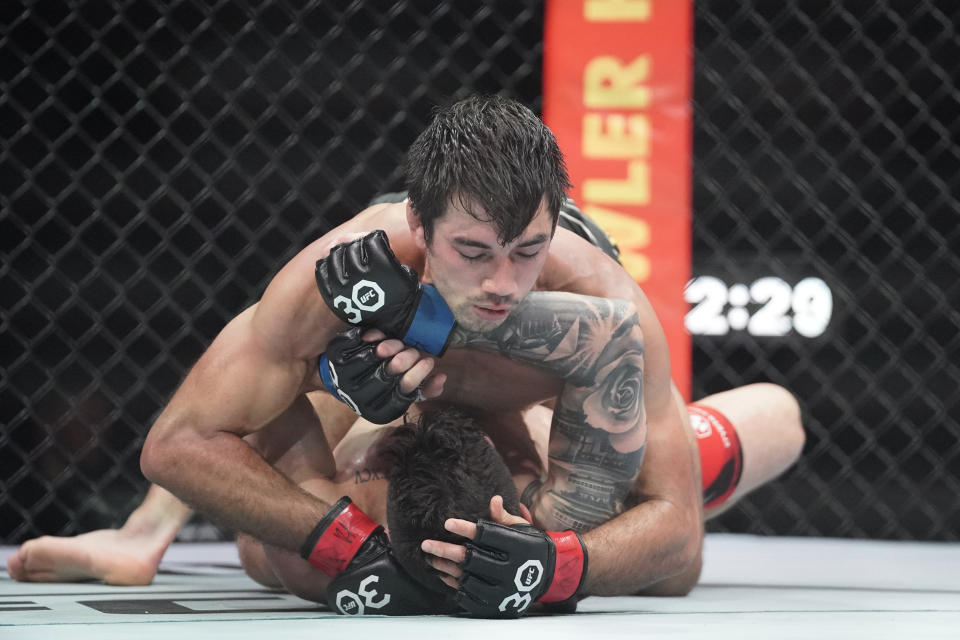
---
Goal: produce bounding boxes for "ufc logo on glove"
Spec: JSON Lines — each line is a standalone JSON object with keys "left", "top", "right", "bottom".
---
{"left": 499, "top": 559, "right": 545, "bottom": 613}
{"left": 316, "top": 231, "right": 455, "bottom": 357}
{"left": 335, "top": 574, "right": 391, "bottom": 615}
{"left": 456, "top": 521, "right": 587, "bottom": 618}
{"left": 333, "top": 279, "right": 386, "bottom": 323}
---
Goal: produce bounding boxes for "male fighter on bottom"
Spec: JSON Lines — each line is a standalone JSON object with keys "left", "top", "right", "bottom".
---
{"left": 307, "top": 377, "right": 802, "bottom": 616}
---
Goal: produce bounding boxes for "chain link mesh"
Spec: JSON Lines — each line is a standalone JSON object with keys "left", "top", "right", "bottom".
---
{"left": 1, "top": 0, "right": 545, "bottom": 541}
{"left": 2, "top": 1, "right": 958, "bottom": 543}
{"left": 694, "top": 1, "right": 960, "bottom": 539}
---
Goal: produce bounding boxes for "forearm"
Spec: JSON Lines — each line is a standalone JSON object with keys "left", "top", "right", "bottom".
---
{"left": 580, "top": 497, "right": 702, "bottom": 596}
{"left": 141, "top": 427, "right": 331, "bottom": 553}
{"left": 529, "top": 385, "right": 645, "bottom": 531}
{"left": 579, "top": 390, "right": 705, "bottom": 596}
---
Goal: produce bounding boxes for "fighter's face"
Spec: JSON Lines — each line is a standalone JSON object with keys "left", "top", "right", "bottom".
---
{"left": 411, "top": 197, "right": 554, "bottom": 333}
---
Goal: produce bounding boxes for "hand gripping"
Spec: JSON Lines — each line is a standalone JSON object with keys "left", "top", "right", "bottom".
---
{"left": 456, "top": 521, "right": 587, "bottom": 618}
{"left": 315, "top": 231, "right": 454, "bottom": 355}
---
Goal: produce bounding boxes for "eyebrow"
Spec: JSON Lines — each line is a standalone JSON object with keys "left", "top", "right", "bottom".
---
{"left": 452, "top": 234, "right": 550, "bottom": 250}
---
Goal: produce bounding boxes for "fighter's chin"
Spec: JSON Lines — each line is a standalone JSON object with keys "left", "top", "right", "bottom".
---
{"left": 453, "top": 307, "right": 511, "bottom": 334}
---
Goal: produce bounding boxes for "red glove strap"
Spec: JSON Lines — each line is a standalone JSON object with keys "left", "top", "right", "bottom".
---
{"left": 306, "top": 502, "right": 379, "bottom": 576}
{"left": 540, "top": 530, "right": 586, "bottom": 602}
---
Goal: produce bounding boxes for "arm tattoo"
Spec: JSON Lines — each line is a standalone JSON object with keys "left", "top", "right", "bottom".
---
{"left": 449, "top": 292, "right": 646, "bottom": 531}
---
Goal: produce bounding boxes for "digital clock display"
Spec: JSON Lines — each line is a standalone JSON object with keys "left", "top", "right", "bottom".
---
{"left": 684, "top": 276, "right": 833, "bottom": 338}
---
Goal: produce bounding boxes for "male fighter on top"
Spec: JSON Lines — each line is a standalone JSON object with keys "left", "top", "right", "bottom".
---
{"left": 8, "top": 318, "right": 802, "bottom": 616}
{"left": 7, "top": 95, "right": 804, "bottom": 615}
{"left": 232, "top": 313, "right": 802, "bottom": 616}
{"left": 225, "top": 350, "right": 801, "bottom": 617}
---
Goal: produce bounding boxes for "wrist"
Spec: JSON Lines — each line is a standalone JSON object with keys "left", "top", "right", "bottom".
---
{"left": 318, "top": 353, "right": 360, "bottom": 414}
{"left": 300, "top": 497, "right": 379, "bottom": 576}
{"left": 400, "top": 283, "right": 455, "bottom": 355}
{"left": 539, "top": 530, "right": 588, "bottom": 603}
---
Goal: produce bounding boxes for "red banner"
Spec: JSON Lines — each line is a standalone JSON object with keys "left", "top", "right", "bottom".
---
{"left": 544, "top": 0, "right": 692, "bottom": 397}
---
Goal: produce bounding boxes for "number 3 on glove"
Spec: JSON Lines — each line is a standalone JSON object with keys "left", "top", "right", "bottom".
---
{"left": 456, "top": 521, "right": 588, "bottom": 618}
{"left": 315, "top": 230, "right": 455, "bottom": 356}
{"left": 301, "top": 497, "right": 457, "bottom": 616}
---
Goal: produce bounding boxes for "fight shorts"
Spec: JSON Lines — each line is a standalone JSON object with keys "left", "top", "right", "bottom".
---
{"left": 687, "top": 404, "right": 743, "bottom": 509}
{"left": 368, "top": 192, "right": 621, "bottom": 263}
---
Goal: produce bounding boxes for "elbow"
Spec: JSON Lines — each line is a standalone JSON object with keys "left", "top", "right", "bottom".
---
{"left": 140, "top": 418, "right": 182, "bottom": 487}
{"left": 675, "top": 518, "right": 704, "bottom": 584}
{"left": 642, "top": 520, "right": 703, "bottom": 597}
{"left": 664, "top": 505, "right": 705, "bottom": 595}
{"left": 653, "top": 550, "right": 702, "bottom": 597}
{"left": 672, "top": 538, "right": 704, "bottom": 595}
{"left": 139, "top": 429, "right": 164, "bottom": 485}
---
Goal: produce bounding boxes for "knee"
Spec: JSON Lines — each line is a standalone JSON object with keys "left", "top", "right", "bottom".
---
{"left": 236, "top": 534, "right": 281, "bottom": 588}
{"left": 754, "top": 382, "right": 805, "bottom": 462}
{"left": 262, "top": 543, "right": 331, "bottom": 602}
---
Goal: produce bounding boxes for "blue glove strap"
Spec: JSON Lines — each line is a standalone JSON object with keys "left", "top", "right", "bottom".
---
{"left": 318, "top": 354, "right": 341, "bottom": 399}
{"left": 402, "top": 284, "right": 455, "bottom": 356}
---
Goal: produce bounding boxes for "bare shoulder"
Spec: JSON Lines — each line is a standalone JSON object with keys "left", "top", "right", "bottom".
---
{"left": 246, "top": 201, "right": 423, "bottom": 361}
{"left": 541, "top": 226, "right": 638, "bottom": 299}
{"left": 331, "top": 418, "right": 397, "bottom": 481}
{"left": 299, "top": 201, "right": 424, "bottom": 267}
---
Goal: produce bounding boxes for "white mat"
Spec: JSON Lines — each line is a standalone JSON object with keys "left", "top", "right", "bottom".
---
{"left": 2, "top": 534, "right": 958, "bottom": 640}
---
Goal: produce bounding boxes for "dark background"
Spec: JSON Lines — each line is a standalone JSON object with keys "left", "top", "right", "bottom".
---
{"left": 2, "top": 1, "right": 958, "bottom": 542}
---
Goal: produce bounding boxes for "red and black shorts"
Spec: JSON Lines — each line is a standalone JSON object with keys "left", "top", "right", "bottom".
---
{"left": 687, "top": 404, "right": 744, "bottom": 509}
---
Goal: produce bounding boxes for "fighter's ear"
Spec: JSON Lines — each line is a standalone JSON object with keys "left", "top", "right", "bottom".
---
{"left": 406, "top": 200, "right": 427, "bottom": 250}
{"left": 488, "top": 495, "right": 530, "bottom": 526}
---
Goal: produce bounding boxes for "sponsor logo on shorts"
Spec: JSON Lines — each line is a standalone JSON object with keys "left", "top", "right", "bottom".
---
{"left": 691, "top": 413, "right": 712, "bottom": 439}
{"left": 690, "top": 408, "right": 732, "bottom": 449}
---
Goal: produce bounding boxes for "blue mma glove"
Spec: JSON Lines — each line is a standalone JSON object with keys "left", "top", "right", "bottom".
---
{"left": 315, "top": 230, "right": 454, "bottom": 356}
{"left": 318, "top": 327, "right": 418, "bottom": 425}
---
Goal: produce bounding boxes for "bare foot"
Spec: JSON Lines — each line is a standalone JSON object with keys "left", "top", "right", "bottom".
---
{"left": 7, "top": 528, "right": 166, "bottom": 586}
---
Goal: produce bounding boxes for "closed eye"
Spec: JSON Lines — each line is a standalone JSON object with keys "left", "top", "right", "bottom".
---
{"left": 458, "top": 252, "right": 485, "bottom": 262}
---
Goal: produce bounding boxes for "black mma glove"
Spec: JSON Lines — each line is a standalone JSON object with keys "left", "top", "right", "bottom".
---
{"left": 318, "top": 327, "right": 417, "bottom": 425}
{"left": 302, "top": 497, "right": 454, "bottom": 616}
{"left": 456, "top": 521, "right": 588, "bottom": 618}
{"left": 315, "top": 230, "right": 455, "bottom": 356}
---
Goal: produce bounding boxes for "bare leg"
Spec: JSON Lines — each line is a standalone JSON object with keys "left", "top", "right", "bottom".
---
{"left": 638, "top": 383, "right": 802, "bottom": 595}
{"left": 237, "top": 532, "right": 282, "bottom": 588}
{"left": 6, "top": 485, "right": 192, "bottom": 585}
{"left": 6, "top": 391, "right": 355, "bottom": 589}
{"left": 698, "top": 383, "right": 805, "bottom": 519}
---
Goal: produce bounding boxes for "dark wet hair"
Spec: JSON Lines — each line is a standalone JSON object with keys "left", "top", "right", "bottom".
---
{"left": 384, "top": 406, "right": 521, "bottom": 596}
{"left": 405, "top": 94, "right": 571, "bottom": 245}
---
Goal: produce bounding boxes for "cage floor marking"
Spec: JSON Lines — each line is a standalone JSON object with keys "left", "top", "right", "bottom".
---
{"left": 2, "top": 534, "right": 958, "bottom": 639}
